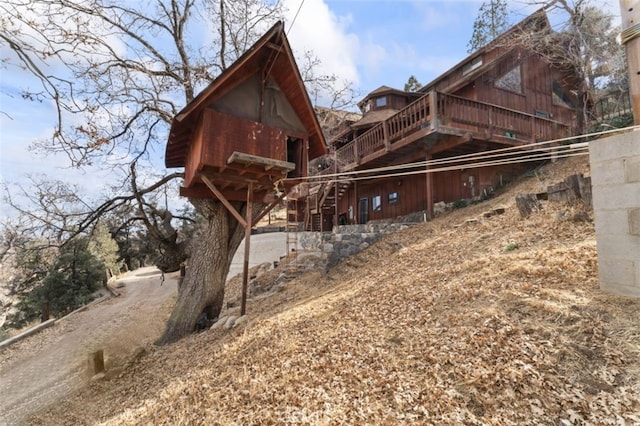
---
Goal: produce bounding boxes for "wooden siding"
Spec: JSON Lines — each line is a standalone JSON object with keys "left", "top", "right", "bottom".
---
{"left": 184, "top": 119, "right": 205, "bottom": 188}
{"left": 199, "top": 109, "right": 287, "bottom": 170}
{"left": 335, "top": 162, "right": 530, "bottom": 224}
{"left": 337, "top": 176, "right": 427, "bottom": 224}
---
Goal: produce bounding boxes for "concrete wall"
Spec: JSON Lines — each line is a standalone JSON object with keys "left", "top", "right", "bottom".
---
{"left": 589, "top": 130, "right": 640, "bottom": 296}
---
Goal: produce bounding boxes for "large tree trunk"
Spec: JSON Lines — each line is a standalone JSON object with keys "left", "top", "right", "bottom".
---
{"left": 158, "top": 198, "right": 246, "bottom": 345}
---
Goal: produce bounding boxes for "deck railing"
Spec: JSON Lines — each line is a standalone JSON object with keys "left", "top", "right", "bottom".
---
{"left": 336, "top": 90, "right": 573, "bottom": 168}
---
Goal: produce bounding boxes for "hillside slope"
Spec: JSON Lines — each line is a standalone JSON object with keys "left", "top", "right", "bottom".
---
{"left": 27, "top": 156, "right": 640, "bottom": 425}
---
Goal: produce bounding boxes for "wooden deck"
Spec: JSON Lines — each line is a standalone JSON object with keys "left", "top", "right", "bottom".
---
{"left": 335, "top": 90, "right": 574, "bottom": 170}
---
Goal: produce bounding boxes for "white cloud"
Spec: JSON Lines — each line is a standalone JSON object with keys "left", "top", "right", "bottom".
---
{"left": 283, "top": 0, "right": 362, "bottom": 85}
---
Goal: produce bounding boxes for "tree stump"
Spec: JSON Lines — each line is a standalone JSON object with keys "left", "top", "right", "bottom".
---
{"left": 515, "top": 194, "right": 540, "bottom": 218}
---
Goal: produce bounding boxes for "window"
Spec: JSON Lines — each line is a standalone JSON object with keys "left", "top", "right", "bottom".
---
{"left": 495, "top": 65, "right": 522, "bottom": 94}
{"left": 552, "top": 81, "right": 574, "bottom": 108}
{"left": 372, "top": 195, "right": 382, "bottom": 212}
{"left": 375, "top": 96, "right": 387, "bottom": 107}
{"left": 388, "top": 192, "right": 399, "bottom": 204}
{"left": 462, "top": 56, "right": 483, "bottom": 75}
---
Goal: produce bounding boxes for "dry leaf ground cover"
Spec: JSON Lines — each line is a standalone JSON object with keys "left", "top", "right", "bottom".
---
{"left": 27, "top": 156, "right": 640, "bottom": 425}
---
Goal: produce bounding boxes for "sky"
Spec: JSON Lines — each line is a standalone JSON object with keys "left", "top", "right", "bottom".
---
{"left": 0, "top": 0, "right": 623, "bottom": 218}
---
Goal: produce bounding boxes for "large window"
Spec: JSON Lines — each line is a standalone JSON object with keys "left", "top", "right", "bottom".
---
{"left": 375, "top": 96, "right": 387, "bottom": 107}
{"left": 495, "top": 65, "right": 522, "bottom": 94}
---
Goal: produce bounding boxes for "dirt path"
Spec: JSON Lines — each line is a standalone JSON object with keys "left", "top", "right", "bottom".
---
{"left": 0, "top": 267, "right": 178, "bottom": 425}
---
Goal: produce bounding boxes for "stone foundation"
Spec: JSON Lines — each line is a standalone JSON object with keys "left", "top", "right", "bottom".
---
{"left": 298, "top": 222, "right": 415, "bottom": 269}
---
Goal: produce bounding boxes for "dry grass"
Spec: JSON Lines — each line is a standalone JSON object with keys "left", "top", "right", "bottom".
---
{"left": 26, "top": 156, "right": 640, "bottom": 425}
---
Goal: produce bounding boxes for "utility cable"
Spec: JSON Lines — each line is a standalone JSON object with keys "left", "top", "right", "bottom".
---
{"left": 292, "top": 125, "right": 638, "bottom": 184}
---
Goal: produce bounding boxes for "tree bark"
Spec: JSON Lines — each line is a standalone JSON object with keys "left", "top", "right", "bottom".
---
{"left": 158, "top": 199, "right": 245, "bottom": 344}
{"left": 158, "top": 197, "right": 266, "bottom": 345}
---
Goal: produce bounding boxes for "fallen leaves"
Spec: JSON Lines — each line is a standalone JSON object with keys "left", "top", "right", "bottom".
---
{"left": 24, "top": 156, "right": 640, "bottom": 425}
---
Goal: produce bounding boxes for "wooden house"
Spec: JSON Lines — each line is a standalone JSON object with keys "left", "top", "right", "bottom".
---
{"left": 303, "top": 10, "right": 582, "bottom": 230}
{"left": 165, "top": 21, "right": 326, "bottom": 204}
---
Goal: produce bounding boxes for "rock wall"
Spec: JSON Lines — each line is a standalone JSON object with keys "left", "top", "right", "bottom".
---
{"left": 589, "top": 130, "right": 640, "bottom": 297}
{"left": 298, "top": 222, "right": 414, "bottom": 269}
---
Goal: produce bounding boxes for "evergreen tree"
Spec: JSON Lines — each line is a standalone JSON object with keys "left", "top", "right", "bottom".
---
{"left": 88, "top": 222, "right": 121, "bottom": 277}
{"left": 467, "top": 0, "right": 511, "bottom": 53}
{"left": 404, "top": 75, "right": 423, "bottom": 92}
{"left": 8, "top": 237, "right": 105, "bottom": 326}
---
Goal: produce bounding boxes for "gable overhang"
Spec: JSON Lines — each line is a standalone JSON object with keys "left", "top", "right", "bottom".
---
{"left": 418, "top": 8, "right": 550, "bottom": 94}
{"left": 165, "top": 21, "right": 327, "bottom": 169}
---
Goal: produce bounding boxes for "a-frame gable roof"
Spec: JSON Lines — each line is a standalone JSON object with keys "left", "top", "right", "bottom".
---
{"left": 419, "top": 8, "right": 550, "bottom": 94}
{"left": 165, "top": 21, "right": 326, "bottom": 168}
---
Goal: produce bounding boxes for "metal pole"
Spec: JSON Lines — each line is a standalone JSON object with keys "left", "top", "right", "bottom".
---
{"left": 241, "top": 182, "right": 253, "bottom": 316}
{"left": 620, "top": 0, "right": 640, "bottom": 124}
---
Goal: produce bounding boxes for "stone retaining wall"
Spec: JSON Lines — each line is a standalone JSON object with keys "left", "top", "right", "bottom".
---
{"left": 298, "top": 222, "right": 415, "bottom": 268}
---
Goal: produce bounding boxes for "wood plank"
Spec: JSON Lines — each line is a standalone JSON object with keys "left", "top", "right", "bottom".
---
{"left": 227, "top": 151, "right": 295, "bottom": 172}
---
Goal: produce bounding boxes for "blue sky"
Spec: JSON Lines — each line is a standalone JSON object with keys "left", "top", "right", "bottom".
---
{"left": 0, "top": 0, "right": 622, "bottom": 217}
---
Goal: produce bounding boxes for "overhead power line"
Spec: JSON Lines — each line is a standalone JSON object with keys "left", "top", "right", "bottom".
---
{"left": 286, "top": 125, "right": 639, "bottom": 187}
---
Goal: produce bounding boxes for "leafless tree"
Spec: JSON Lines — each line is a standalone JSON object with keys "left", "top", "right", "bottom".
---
{"left": 1, "top": 0, "right": 356, "bottom": 343}
{"left": 508, "top": 0, "right": 622, "bottom": 130}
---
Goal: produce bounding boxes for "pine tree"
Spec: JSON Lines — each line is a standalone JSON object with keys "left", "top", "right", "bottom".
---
{"left": 467, "top": 0, "right": 511, "bottom": 53}
{"left": 404, "top": 75, "right": 423, "bottom": 92}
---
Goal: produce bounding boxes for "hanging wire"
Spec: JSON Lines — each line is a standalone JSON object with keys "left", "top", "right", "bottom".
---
{"left": 287, "top": 0, "right": 306, "bottom": 35}
{"left": 288, "top": 125, "right": 639, "bottom": 187}
{"left": 262, "top": 0, "right": 306, "bottom": 85}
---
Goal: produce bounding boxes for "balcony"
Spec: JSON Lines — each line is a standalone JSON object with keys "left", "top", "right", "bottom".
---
{"left": 335, "top": 90, "right": 574, "bottom": 170}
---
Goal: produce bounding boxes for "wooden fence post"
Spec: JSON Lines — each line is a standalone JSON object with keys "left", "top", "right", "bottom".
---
{"left": 41, "top": 301, "right": 50, "bottom": 322}
{"left": 88, "top": 349, "right": 105, "bottom": 375}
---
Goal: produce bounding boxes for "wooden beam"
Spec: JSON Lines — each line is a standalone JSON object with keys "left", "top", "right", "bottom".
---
{"left": 254, "top": 192, "right": 286, "bottom": 224}
{"left": 199, "top": 171, "right": 261, "bottom": 185}
{"left": 241, "top": 183, "right": 253, "bottom": 316}
{"left": 180, "top": 184, "right": 272, "bottom": 202}
{"left": 619, "top": 0, "right": 640, "bottom": 124}
{"left": 200, "top": 175, "right": 247, "bottom": 227}
{"left": 425, "top": 154, "right": 434, "bottom": 220}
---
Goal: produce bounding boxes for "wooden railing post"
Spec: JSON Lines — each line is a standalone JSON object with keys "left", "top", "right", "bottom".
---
{"left": 383, "top": 120, "right": 390, "bottom": 152}
{"left": 429, "top": 91, "right": 438, "bottom": 131}
{"left": 354, "top": 138, "right": 360, "bottom": 165}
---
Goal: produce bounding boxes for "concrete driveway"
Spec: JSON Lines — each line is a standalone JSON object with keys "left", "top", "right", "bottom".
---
{"left": 227, "top": 232, "right": 287, "bottom": 280}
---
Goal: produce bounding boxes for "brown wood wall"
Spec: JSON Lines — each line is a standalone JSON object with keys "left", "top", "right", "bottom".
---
{"left": 336, "top": 163, "right": 529, "bottom": 223}
{"left": 200, "top": 109, "right": 287, "bottom": 170}
{"left": 463, "top": 49, "right": 577, "bottom": 127}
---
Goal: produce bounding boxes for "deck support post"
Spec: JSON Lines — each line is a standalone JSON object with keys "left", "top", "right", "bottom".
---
{"left": 200, "top": 175, "right": 284, "bottom": 316}
{"left": 241, "top": 182, "right": 253, "bottom": 316}
{"left": 425, "top": 153, "right": 434, "bottom": 220}
{"left": 334, "top": 150, "right": 339, "bottom": 227}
